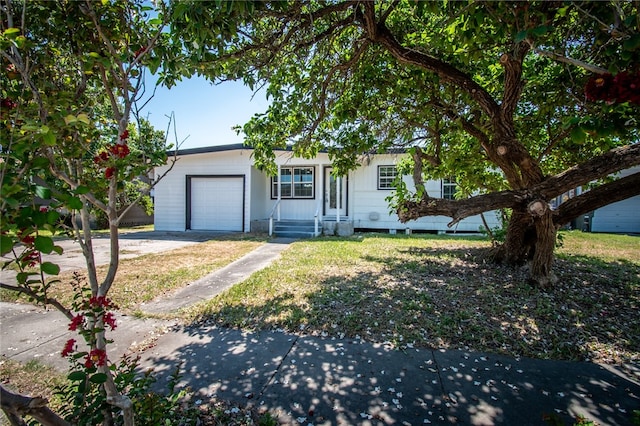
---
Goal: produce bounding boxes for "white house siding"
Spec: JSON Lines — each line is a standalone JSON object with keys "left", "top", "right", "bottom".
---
{"left": 267, "top": 153, "right": 331, "bottom": 221}
{"left": 349, "top": 154, "right": 499, "bottom": 233}
{"left": 249, "top": 166, "right": 269, "bottom": 221}
{"left": 155, "top": 146, "right": 500, "bottom": 234}
{"left": 590, "top": 166, "right": 640, "bottom": 234}
{"left": 154, "top": 148, "right": 253, "bottom": 232}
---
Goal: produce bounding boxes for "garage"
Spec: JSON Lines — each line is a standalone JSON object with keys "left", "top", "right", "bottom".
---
{"left": 187, "top": 175, "right": 245, "bottom": 231}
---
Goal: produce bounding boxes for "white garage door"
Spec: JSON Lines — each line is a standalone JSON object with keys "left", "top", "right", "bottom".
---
{"left": 190, "top": 177, "right": 244, "bottom": 231}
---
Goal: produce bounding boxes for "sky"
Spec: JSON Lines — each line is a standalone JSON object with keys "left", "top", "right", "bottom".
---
{"left": 141, "top": 75, "right": 270, "bottom": 151}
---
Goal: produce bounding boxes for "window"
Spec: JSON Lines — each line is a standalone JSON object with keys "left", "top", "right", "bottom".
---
{"left": 378, "top": 166, "right": 398, "bottom": 190}
{"left": 272, "top": 167, "right": 314, "bottom": 199}
{"left": 442, "top": 177, "right": 457, "bottom": 200}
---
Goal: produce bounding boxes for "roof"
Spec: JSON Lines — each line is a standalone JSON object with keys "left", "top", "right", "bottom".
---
{"left": 166, "top": 143, "right": 250, "bottom": 157}
{"left": 167, "top": 143, "right": 409, "bottom": 157}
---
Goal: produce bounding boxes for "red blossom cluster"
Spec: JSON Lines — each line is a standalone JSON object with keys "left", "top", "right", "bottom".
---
{"left": 585, "top": 70, "right": 640, "bottom": 105}
{"left": 69, "top": 314, "right": 84, "bottom": 331}
{"left": 92, "top": 129, "right": 131, "bottom": 178}
{"left": 1, "top": 98, "right": 17, "bottom": 109}
{"left": 61, "top": 338, "right": 76, "bottom": 357}
{"left": 103, "top": 311, "right": 117, "bottom": 331}
{"left": 21, "top": 250, "right": 40, "bottom": 267}
{"left": 85, "top": 348, "right": 107, "bottom": 368}
{"left": 20, "top": 235, "right": 35, "bottom": 245}
{"left": 87, "top": 295, "right": 117, "bottom": 310}
{"left": 109, "top": 143, "right": 130, "bottom": 159}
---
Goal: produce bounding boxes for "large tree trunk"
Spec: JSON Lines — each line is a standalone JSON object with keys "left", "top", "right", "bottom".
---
{"left": 499, "top": 201, "right": 559, "bottom": 288}
{"left": 529, "top": 209, "right": 558, "bottom": 288}
{"left": 500, "top": 209, "right": 535, "bottom": 264}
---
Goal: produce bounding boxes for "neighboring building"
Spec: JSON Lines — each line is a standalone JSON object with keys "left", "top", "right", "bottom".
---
{"left": 589, "top": 166, "right": 640, "bottom": 234}
{"left": 153, "top": 144, "right": 500, "bottom": 236}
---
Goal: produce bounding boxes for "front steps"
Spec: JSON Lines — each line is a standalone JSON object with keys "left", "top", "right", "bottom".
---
{"left": 273, "top": 220, "right": 321, "bottom": 238}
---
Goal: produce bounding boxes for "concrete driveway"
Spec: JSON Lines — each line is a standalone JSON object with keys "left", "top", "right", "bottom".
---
{"left": 0, "top": 230, "right": 234, "bottom": 286}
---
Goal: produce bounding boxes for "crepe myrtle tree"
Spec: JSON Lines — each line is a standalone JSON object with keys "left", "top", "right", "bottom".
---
{"left": 0, "top": 1, "right": 184, "bottom": 424}
{"left": 171, "top": 0, "right": 640, "bottom": 287}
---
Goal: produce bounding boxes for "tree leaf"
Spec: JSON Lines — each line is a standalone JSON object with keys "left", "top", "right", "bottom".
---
{"left": 570, "top": 127, "right": 587, "bottom": 144}
{"left": 68, "top": 371, "right": 87, "bottom": 381}
{"left": 35, "top": 185, "right": 51, "bottom": 200}
{"left": 89, "top": 373, "right": 108, "bottom": 384}
{"left": 74, "top": 185, "right": 90, "bottom": 195}
{"left": 0, "top": 235, "right": 13, "bottom": 256}
{"left": 76, "top": 113, "right": 90, "bottom": 125}
{"left": 66, "top": 197, "right": 83, "bottom": 210}
{"left": 41, "top": 262, "right": 60, "bottom": 275}
{"left": 34, "top": 236, "right": 54, "bottom": 254}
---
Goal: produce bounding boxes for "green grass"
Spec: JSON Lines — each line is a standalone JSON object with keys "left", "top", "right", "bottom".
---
{"left": 188, "top": 232, "right": 639, "bottom": 366}
{"left": 0, "top": 235, "right": 266, "bottom": 312}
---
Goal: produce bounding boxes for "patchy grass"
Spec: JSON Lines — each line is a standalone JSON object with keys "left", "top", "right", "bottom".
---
{"left": 188, "top": 232, "right": 639, "bottom": 368}
{"left": 0, "top": 356, "right": 276, "bottom": 426}
{"left": 0, "top": 357, "right": 66, "bottom": 402}
{"left": 1, "top": 235, "right": 265, "bottom": 312}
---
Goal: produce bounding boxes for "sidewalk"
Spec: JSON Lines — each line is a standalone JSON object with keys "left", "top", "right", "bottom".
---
{"left": 1, "top": 237, "right": 639, "bottom": 425}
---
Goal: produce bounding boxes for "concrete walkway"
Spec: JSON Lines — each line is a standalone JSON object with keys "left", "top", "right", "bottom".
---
{"left": 1, "top": 234, "right": 639, "bottom": 425}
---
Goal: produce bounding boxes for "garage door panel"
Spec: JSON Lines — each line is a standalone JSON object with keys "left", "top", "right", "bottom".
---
{"left": 190, "top": 177, "right": 243, "bottom": 231}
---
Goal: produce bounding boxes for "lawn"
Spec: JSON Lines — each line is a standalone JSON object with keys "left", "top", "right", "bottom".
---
{"left": 0, "top": 234, "right": 266, "bottom": 312}
{"left": 188, "top": 231, "right": 639, "bottom": 369}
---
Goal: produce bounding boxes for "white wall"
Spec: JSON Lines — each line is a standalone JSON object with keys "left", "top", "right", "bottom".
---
{"left": 349, "top": 153, "right": 500, "bottom": 233}
{"left": 154, "top": 149, "right": 253, "bottom": 231}
{"left": 591, "top": 166, "right": 640, "bottom": 234}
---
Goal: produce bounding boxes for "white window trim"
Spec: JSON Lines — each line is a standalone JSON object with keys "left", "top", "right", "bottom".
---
{"left": 442, "top": 177, "right": 457, "bottom": 200}
{"left": 271, "top": 166, "right": 315, "bottom": 199}
{"left": 378, "top": 165, "right": 397, "bottom": 190}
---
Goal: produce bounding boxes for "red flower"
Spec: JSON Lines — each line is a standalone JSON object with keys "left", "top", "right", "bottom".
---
{"left": 20, "top": 235, "right": 35, "bottom": 245}
{"left": 585, "top": 70, "right": 640, "bottom": 105}
{"left": 1, "top": 98, "right": 17, "bottom": 109}
{"left": 93, "top": 151, "right": 109, "bottom": 164}
{"left": 103, "top": 312, "right": 117, "bottom": 331}
{"left": 69, "top": 314, "right": 84, "bottom": 331}
{"left": 61, "top": 339, "right": 76, "bottom": 357}
{"left": 585, "top": 73, "right": 615, "bottom": 102}
{"left": 88, "top": 295, "right": 115, "bottom": 309}
{"left": 109, "top": 143, "right": 130, "bottom": 159}
{"left": 105, "top": 167, "right": 115, "bottom": 179}
{"left": 613, "top": 70, "right": 640, "bottom": 105}
{"left": 85, "top": 349, "right": 107, "bottom": 368}
{"left": 22, "top": 250, "right": 40, "bottom": 267}
{"left": 119, "top": 129, "right": 129, "bottom": 141}
{"left": 39, "top": 206, "right": 48, "bottom": 213}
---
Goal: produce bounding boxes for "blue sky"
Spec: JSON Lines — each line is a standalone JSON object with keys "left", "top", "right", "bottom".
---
{"left": 141, "top": 75, "right": 270, "bottom": 150}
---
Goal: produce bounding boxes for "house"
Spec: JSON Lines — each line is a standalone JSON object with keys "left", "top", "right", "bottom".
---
{"left": 153, "top": 144, "right": 499, "bottom": 236}
{"left": 588, "top": 165, "right": 640, "bottom": 234}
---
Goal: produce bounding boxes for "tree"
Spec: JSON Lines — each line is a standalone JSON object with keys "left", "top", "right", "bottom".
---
{"left": 173, "top": 0, "right": 640, "bottom": 287}
{"left": 1, "top": 1, "right": 174, "bottom": 424}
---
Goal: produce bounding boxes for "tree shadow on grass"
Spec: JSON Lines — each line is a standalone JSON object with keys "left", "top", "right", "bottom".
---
{"left": 141, "top": 240, "right": 639, "bottom": 424}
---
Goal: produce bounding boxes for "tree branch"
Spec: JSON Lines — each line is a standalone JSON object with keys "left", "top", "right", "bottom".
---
{"left": 0, "top": 385, "right": 70, "bottom": 426}
{"left": 533, "top": 47, "right": 609, "bottom": 75}
{"left": 398, "top": 144, "right": 640, "bottom": 226}
{"left": 554, "top": 171, "right": 640, "bottom": 225}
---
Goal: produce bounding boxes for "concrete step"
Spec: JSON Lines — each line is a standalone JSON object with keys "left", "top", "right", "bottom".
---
{"left": 273, "top": 220, "right": 320, "bottom": 238}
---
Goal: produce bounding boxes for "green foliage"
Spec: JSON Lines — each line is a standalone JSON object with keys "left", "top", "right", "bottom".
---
{"left": 55, "top": 355, "right": 198, "bottom": 426}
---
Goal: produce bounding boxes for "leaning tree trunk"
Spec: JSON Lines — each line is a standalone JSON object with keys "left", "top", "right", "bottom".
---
{"left": 529, "top": 207, "right": 559, "bottom": 288}
{"left": 500, "top": 208, "right": 535, "bottom": 264}
{"left": 0, "top": 385, "right": 70, "bottom": 426}
{"left": 500, "top": 200, "right": 559, "bottom": 288}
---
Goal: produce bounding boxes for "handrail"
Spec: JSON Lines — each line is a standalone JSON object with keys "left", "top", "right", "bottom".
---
{"left": 268, "top": 199, "right": 281, "bottom": 236}
{"left": 314, "top": 206, "right": 320, "bottom": 237}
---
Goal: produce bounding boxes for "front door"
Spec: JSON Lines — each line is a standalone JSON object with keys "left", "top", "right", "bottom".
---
{"left": 324, "top": 167, "right": 347, "bottom": 217}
